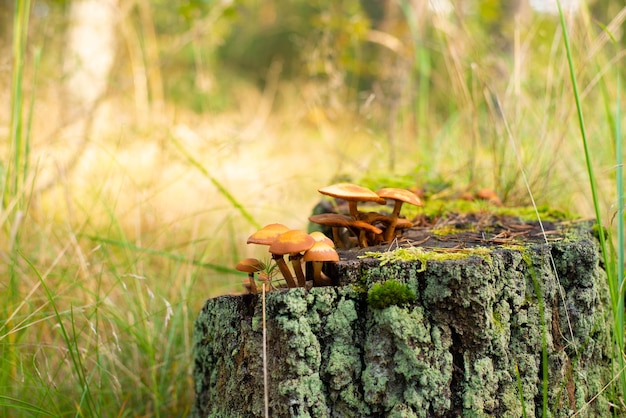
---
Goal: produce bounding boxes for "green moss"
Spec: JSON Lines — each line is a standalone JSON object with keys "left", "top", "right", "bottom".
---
{"left": 360, "top": 246, "right": 494, "bottom": 271}
{"left": 367, "top": 280, "right": 416, "bottom": 309}
{"left": 349, "top": 172, "right": 576, "bottom": 223}
{"left": 415, "top": 199, "right": 575, "bottom": 223}
{"left": 432, "top": 224, "right": 477, "bottom": 236}
{"left": 499, "top": 244, "right": 527, "bottom": 252}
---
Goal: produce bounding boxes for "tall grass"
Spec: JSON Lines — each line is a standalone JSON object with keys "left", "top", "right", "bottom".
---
{"left": 0, "top": 4, "right": 238, "bottom": 415}
{"left": 1, "top": 0, "right": 33, "bottom": 414}
{"left": 557, "top": 0, "right": 626, "bottom": 404}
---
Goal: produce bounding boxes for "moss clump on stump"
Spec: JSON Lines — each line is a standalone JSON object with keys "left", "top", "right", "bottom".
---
{"left": 367, "top": 280, "right": 416, "bottom": 309}
{"left": 192, "top": 223, "right": 612, "bottom": 417}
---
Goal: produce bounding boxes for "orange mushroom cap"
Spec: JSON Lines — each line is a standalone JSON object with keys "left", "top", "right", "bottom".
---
{"left": 350, "top": 220, "right": 383, "bottom": 235}
{"left": 309, "top": 231, "right": 335, "bottom": 247}
{"left": 247, "top": 223, "right": 290, "bottom": 245}
{"left": 376, "top": 188, "right": 423, "bottom": 208}
{"left": 235, "top": 258, "right": 265, "bottom": 273}
{"left": 318, "top": 183, "right": 387, "bottom": 205}
{"left": 308, "top": 213, "right": 353, "bottom": 228}
{"left": 303, "top": 241, "right": 339, "bottom": 262}
{"left": 476, "top": 188, "right": 502, "bottom": 206}
{"left": 268, "top": 229, "right": 315, "bottom": 256}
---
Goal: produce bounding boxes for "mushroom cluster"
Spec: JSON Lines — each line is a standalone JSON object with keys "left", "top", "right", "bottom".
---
{"left": 236, "top": 224, "right": 339, "bottom": 294}
{"left": 234, "top": 183, "right": 422, "bottom": 294}
{"left": 310, "top": 183, "right": 422, "bottom": 248}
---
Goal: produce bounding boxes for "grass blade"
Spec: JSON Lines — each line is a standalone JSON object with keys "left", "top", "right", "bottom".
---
{"left": 5, "top": 0, "right": 31, "bottom": 209}
{"left": 615, "top": 73, "right": 623, "bottom": 328}
{"left": 0, "top": 395, "right": 56, "bottom": 416}
{"left": 18, "top": 250, "right": 98, "bottom": 416}
{"left": 81, "top": 234, "right": 240, "bottom": 274}
{"left": 514, "top": 364, "right": 528, "bottom": 418}
{"left": 168, "top": 134, "right": 261, "bottom": 230}
{"left": 557, "top": 0, "right": 625, "bottom": 403}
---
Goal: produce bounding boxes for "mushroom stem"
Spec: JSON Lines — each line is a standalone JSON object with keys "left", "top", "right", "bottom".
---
{"left": 347, "top": 201, "right": 360, "bottom": 220}
{"left": 246, "top": 273, "right": 259, "bottom": 294}
{"left": 331, "top": 227, "right": 344, "bottom": 249}
{"left": 355, "top": 228, "right": 369, "bottom": 248}
{"left": 383, "top": 201, "right": 404, "bottom": 242}
{"left": 273, "top": 255, "right": 297, "bottom": 288}
{"left": 311, "top": 262, "right": 332, "bottom": 286}
{"left": 348, "top": 221, "right": 383, "bottom": 248}
{"left": 290, "top": 254, "right": 307, "bottom": 287}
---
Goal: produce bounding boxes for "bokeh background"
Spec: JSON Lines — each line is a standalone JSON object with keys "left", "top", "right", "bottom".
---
{"left": 0, "top": 0, "right": 624, "bottom": 415}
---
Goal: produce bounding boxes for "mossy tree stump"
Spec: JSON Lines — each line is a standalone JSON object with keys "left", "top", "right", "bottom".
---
{"left": 192, "top": 219, "right": 612, "bottom": 417}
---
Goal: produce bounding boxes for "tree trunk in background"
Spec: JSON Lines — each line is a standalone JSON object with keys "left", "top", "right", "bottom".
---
{"left": 39, "top": 0, "right": 119, "bottom": 192}
{"left": 64, "top": 0, "right": 118, "bottom": 119}
{"left": 193, "top": 223, "right": 612, "bottom": 417}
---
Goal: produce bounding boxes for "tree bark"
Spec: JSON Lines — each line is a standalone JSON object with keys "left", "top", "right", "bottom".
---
{"left": 193, "top": 223, "right": 612, "bottom": 417}
{"left": 64, "top": 0, "right": 118, "bottom": 113}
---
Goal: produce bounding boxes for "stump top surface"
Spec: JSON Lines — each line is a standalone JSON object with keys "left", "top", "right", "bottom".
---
{"left": 337, "top": 212, "right": 591, "bottom": 260}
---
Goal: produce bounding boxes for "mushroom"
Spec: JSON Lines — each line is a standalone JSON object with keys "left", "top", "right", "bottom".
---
{"left": 349, "top": 220, "right": 383, "bottom": 248}
{"left": 309, "top": 213, "right": 383, "bottom": 248}
{"left": 268, "top": 229, "right": 315, "bottom": 288}
{"left": 303, "top": 241, "right": 339, "bottom": 286}
{"left": 236, "top": 258, "right": 265, "bottom": 294}
{"left": 357, "top": 212, "right": 392, "bottom": 243}
{"left": 257, "top": 272, "right": 272, "bottom": 289}
{"left": 309, "top": 231, "right": 335, "bottom": 247}
{"left": 318, "top": 183, "right": 386, "bottom": 221}
{"left": 308, "top": 213, "right": 354, "bottom": 248}
{"left": 476, "top": 188, "right": 502, "bottom": 206}
{"left": 247, "top": 223, "right": 296, "bottom": 288}
{"left": 376, "top": 188, "right": 423, "bottom": 242}
{"left": 360, "top": 211, "right": 393, "bottom": 225}
{"left": 395, "top": 217, "right": 414, "bottom": 230}
{"left": 247, "top": 223, "right": 290, "bottom": 244}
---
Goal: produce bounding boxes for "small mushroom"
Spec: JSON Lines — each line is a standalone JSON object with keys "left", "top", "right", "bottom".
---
{"left": 308, "top": 213, "right": 354, "bottom": 248}
{"left": 247, "top": 223, "right": 296, "bottom": 288}
{"left": 309, "top": 231, "right": 335, "bottom": 247}
{"left": 268, "top": 230, "right": 315, "bottom": 288}
{"left": 360, "top": 211, "right": 394, "bottom": 225}
{"left": 476, "top": 188, "right": 502, "bottom": 206}
{"left": 247, "top": 223, "right": 290, "bottom": 245}
{"left": 236, "top": 258, "right": 265, "bottom": 294}
{"left": 309, "top": 213, "right": 383, "bottom": 248}
{"left": 348, "top": 220, "right": 383, "bottom": 248}
{"left": 318, "top": 183, "right": 386, "bottom": 221}
{"left": 376, "top": 188, "right": 423, "bottom": 242}
{"left": 359, "top": 211, "right": 395, "bottom": 243}
{"left": 303, "top": 241, "right": 339, "bottom": 286}
{"left": 395, "top": 217, "right": 414, "bottom": 230}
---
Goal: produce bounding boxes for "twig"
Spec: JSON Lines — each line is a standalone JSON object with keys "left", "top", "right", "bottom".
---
{"left": 262, "top": 283, "right": 269, "bottom": 418}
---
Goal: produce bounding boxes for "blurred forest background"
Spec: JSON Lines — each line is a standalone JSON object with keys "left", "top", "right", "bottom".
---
{"left": 0, "top": 0, "right": 625, "bottom": 415}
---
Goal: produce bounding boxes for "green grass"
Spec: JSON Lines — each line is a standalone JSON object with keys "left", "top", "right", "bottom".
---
{"left": 1, "top": 1, "right": 625, "bottom": 416}
{"left": 557, "top": 0, "right": 626, "bottom": 405}
{"left": 2, "top": 0, "right": 35, "bottom": 414}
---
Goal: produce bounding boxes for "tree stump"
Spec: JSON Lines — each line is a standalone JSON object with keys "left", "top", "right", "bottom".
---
{"left": 192, "top": 217, "right": 612, "bottom": 417}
